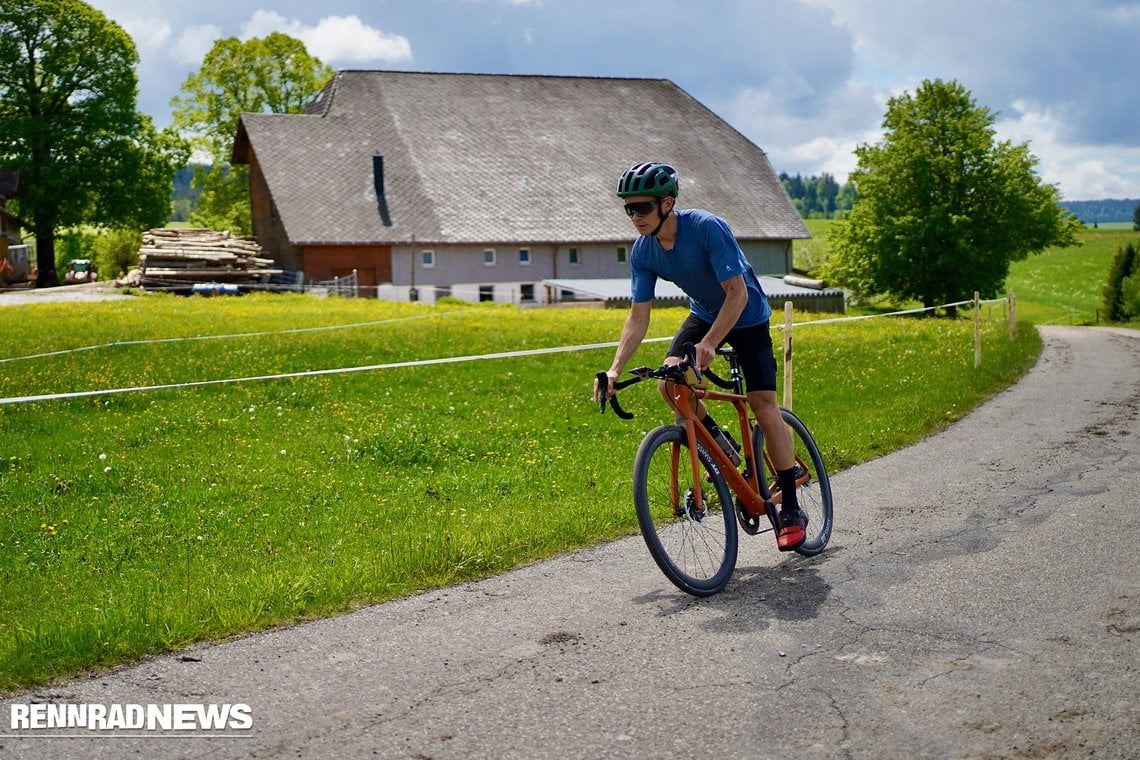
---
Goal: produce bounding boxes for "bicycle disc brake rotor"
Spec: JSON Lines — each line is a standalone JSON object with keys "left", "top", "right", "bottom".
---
{"left": 683, "top": 488, "right": 707, "bottom": 523}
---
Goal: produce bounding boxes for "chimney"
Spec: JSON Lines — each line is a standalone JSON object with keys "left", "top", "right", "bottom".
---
{"left": 373, "top": 153, "right": 392, "bottom": 227}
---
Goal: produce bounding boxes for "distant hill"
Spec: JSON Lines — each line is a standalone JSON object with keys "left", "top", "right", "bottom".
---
{"left": 1060, "top": 199, "right": 1138, "bottom": 224}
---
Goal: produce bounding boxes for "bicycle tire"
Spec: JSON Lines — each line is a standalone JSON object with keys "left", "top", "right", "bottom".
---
{"left": 633, "top": 425, "right": 738, "bottom": 596}
{"left": 753, "top": 410, "right": 833, "bottom": 556}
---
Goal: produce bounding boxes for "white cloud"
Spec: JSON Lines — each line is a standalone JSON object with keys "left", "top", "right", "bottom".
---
{"left": 239, "top": 10, "right": 412, "bottom": 64}
{"left": 715, "top": 76, "right": 884, "bottom": 183}
{"left": 998, "top": 101, "right": 1140, "bottom": 200}
{"left": 175, "top": 24, "right": 225, "bottom": 66}
{"left": 115, "top": 16, "right": 172, "bottom": 53}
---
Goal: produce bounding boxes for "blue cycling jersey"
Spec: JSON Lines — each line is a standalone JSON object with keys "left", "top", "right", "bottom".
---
{"left": 630, "top": 208, "right": 771, "bottom": 327}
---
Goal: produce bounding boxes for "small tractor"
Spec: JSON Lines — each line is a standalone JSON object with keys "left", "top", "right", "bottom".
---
{"left": 65, "top": 259, "right": 98, "bottom": 284}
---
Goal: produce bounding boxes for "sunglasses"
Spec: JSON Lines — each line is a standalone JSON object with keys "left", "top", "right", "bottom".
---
{"left": 623, "top": 200, "right": 659, "bottom": 218}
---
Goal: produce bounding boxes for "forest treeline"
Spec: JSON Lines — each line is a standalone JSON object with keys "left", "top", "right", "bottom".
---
{"left": 1058, "top": 199, "right": 1139, "bottom": 224}
{"left": 779, "top": 172, "right": 856, "bottom": 218}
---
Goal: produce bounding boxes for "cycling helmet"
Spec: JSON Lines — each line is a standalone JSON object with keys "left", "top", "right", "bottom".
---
{"left": 616, "top": 162, "right": 679, "bottom": 198}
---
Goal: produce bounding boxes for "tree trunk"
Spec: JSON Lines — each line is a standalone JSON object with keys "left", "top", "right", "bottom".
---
{"left": 34, "top": 222, "right": 58, "bottom": 287}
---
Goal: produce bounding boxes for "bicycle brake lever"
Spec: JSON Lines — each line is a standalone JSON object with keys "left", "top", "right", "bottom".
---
{"left": 596, "top": 370, "right": 634, "bottom": 419}
{"left": 596, "top": 371, "right": 610, "bottom": 414}
{"left": 682, "top": 341, "right": 702, "bottom": 383}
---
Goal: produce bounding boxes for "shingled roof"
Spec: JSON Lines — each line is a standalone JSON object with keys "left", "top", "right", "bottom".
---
{"left": 232, "top": 70, "right": 808, "bottom": 247}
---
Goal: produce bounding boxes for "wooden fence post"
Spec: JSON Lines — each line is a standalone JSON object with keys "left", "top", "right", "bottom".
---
{"left": 783, "top": 301, "right": 793, "bottom": 409}
{"left": 1008, "top": 291, "right": 1017, "bottom": 342}
{"left": 973, "top": 291, "right": 982, "bottom": 369}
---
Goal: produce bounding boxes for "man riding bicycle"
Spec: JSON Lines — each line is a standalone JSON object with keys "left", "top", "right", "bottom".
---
{"left": 594, "top": 161, "right": 808, "bottom": 550}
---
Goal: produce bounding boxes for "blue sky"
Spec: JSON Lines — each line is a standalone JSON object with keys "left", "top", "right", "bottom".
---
{"left": 86, "top": 0, "right": 1140, "bottom": 200}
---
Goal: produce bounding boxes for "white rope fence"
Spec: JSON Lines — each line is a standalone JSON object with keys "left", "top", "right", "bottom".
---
{"left": 0, "top": 308, "right": 482, "bottom": 365}
{"left": 0, "top": 294, "right": 1016, "bottom": 407}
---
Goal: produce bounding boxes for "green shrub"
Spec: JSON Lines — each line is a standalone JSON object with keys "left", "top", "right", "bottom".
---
{"left": 1121, "top": 271, "right": 1140, "bottom": 320}
{"left": 92, "top": 228, "right": 143, "bottom": 279}
{"left": 1103, "top": 242, "right": 1138, "bottom": 322}
{"left": 53, "top": 230, "right": 96, "bottom": 274}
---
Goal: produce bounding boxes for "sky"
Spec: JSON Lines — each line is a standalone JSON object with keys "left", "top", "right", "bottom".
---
{"left": 84, "top": 0, "right": 1140, "bottom": 201}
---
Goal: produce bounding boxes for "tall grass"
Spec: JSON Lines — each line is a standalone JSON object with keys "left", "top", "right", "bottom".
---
{"left": 0, "top": 291, "right": 1038, "bottom": 691}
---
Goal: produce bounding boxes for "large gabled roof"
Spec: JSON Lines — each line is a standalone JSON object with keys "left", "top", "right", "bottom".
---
{"left": 232, "top": 70, "right": 808, "bottom": 246}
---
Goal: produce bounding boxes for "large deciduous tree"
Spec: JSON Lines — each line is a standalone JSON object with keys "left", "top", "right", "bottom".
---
{"left": 171, "top": 33, "right": 333, "bottom": 234}
{"left": 823, "top": 79, "right": 1080, "bottom": 313}
{"left": 0, "top": 0, "right": 189, "bottom": 286}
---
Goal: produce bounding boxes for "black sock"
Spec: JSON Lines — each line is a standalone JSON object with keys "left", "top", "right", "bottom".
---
{"left": 776, "top": 467, "right": 799, "bottom": 511}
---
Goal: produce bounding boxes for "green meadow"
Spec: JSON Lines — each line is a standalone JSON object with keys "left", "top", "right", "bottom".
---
{"left": 1, "top": 222, "right": 1131, "bottom": 691}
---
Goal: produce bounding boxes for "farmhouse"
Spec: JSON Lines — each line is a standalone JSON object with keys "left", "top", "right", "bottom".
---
{"left": 232, "top": 70, "right": 824, "bottom": 307}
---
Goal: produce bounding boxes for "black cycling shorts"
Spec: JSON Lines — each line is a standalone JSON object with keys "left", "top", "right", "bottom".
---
{"left": 666, "top": 313, "right": 778, "bottom": 392}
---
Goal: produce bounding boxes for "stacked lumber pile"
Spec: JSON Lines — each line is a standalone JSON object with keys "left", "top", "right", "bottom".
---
{"left": 137, "top": 228, "right": 282, "bottom": 289}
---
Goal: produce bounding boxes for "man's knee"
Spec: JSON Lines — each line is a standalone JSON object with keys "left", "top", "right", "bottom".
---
{"left": 747, "top": 391, "right": 779, "bottom": 415}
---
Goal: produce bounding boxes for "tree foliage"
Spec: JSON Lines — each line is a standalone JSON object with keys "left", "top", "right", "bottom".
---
{"left": 0, "top": 0, "right": 188, "bottom": 285}
{"left": 171, "top": 33, "right": 333, "bottom": 234}
{"left": 822, "top": 79, "right": 1081, "bottom": 312}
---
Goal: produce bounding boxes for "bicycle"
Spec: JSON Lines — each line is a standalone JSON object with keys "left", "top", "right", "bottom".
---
{"left": 597, "top": 344, "right": 833, "bottom": 596}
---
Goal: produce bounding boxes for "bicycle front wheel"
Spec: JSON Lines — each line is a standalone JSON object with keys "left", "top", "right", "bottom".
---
{"left": 633, "top": 425, "right": 738, "bottom": 596}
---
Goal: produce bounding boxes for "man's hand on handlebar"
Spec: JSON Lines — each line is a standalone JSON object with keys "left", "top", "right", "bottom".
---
{"left": 593, "top": 370, "right": 618, "bottom": 404}
{"left": 693, "top": 340, "right": 717, "bottom": 373}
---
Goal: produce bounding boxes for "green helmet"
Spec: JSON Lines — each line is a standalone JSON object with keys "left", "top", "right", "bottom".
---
{"left": 616, "top": 162, "right": 679, "bottom": 198}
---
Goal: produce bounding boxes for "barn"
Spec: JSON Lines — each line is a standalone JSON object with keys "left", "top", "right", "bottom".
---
{"left": 231, "top": 70, "right": 822, "bottom": 307}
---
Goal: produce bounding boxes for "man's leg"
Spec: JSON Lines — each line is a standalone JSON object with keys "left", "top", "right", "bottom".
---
{"left": 748, "top": 389, "right": 807, "bottom": 550}
{"left": 748, "top": 390, "right": 793, "bottom": 469}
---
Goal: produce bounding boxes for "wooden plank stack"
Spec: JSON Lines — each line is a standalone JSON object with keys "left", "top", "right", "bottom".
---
{"left": 138, "top": 228, "right": 282, "bottom": 289}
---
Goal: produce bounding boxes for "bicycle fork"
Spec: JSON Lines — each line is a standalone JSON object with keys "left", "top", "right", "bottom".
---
{"left": 676, "top": 416, "right": 769, "bottom": 520}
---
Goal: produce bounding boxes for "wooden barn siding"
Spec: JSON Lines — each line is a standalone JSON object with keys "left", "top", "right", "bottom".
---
{"left": 300, "top": 245, "right": 393, "bottom": 289}
{"left": 247, "top": 150, "right": 300, "bottom": 271}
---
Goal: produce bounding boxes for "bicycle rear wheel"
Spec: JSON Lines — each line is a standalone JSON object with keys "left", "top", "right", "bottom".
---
{"left": 774, "top": 409, "right": 833, "bottom": 556}
{"left": 633, "top": 425, "right": 738, "bottom": 596}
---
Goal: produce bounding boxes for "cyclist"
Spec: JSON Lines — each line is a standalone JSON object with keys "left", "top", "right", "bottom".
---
{"left": 594, "top": 161, "right": 808, "bottom": 550}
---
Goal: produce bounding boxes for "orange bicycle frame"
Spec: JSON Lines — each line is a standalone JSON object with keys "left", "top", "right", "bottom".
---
{"left": 664, "top": 380, "right": 769, "bottom": 520}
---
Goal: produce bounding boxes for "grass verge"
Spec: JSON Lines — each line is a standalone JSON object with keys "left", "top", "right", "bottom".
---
{"left": 0, "top": 290, "right": 1039, "bottom": 692}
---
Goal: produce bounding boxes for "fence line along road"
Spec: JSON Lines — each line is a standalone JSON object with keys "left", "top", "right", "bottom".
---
{"left": 0, "top": 295, "right": 1015, "bottom": 407}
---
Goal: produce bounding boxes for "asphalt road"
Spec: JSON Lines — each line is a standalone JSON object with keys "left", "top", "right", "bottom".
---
{"left": 0, "top": 281, "right": 131, "bottom": 305}
{"left": 2, "top": 326, "right": 1138, "bottom": 759}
